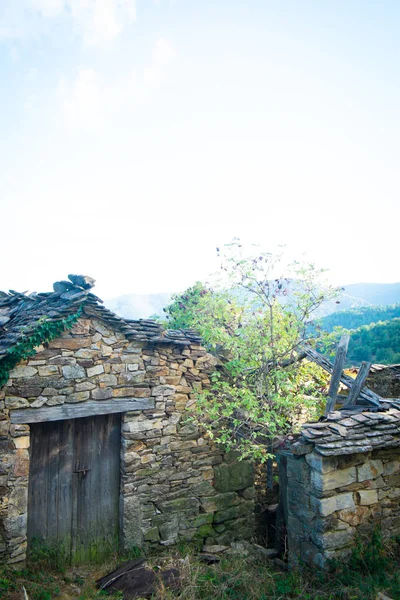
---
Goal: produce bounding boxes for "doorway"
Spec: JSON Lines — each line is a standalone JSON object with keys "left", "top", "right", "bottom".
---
{"left": 27, "top": 413, "right": 121, "bottom": 563}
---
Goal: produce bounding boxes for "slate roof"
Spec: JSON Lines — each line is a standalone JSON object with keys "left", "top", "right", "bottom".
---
{"left": 291, "top": 407, "right": 400, "bottom": 456}
{"left": 0, "top": 275, "right": 202, "bottom": 359}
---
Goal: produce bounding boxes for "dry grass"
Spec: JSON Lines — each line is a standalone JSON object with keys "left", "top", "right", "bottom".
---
{"left": 1, "top": 534, "right": 399, "bottom": 600}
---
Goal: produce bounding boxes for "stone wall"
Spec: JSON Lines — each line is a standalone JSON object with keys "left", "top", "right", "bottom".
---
{"left": 282, "top": 424, "right": 400, "bottom": 569}
{"left": 0, "top": 317, "right": 255, "bottom": 565}
{"left": 367, "top": 366, "right": 400, "bottom": 399}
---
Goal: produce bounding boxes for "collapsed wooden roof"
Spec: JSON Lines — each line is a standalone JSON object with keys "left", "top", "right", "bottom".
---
{"left": 0, "top": 274, "right": 202, "bottom": 360}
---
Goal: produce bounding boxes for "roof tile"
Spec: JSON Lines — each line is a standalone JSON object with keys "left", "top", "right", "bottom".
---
{"left": 0, "top": 276, "right": 203, "bottom": 362}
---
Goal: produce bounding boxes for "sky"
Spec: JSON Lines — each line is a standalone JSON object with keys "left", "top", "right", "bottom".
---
{"left": 1, "top": 0, "right": 399, "bottom": 300}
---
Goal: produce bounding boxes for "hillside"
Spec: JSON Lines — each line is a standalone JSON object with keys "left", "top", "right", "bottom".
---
{"left": 345, "top": 318, "right": 400, "bottom": 365}
{"left": 318, "top": 304, "right": 400, "bottom": 333}
{"left": 317, "top": 304, "right": 400, "bottom": 367}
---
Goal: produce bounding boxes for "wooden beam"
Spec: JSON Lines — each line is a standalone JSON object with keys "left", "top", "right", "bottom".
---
{"left": 303, "top": 346, "right": 381, "bottom": 406}
{"left": 345, "top": 362, "right": 372, "bottom": 407}
{"left": 325, "top": 334, "right": 350, "bottom": 414}
{"left": 10, "top": 398, "right": 155, "bottom": 424}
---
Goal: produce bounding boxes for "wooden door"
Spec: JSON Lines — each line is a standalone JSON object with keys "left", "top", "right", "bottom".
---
{"left": 28, "top": 413, "right": 121, "bottom": 563}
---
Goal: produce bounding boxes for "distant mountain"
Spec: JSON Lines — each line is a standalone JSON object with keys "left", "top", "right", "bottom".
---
{"left": 341, "top": 283, "right": 400, "bottom": 307}
{"left": 313, "top": 283, "right": 400, "bottom": 318}
{"left": 104, "top": 283, "right": 400, "bottom": 321}
{"left": 313, "top": 292, "right": 369, "bottom": 318}
{"left": 104, "top": 293, "right": 172, "bottom": 320}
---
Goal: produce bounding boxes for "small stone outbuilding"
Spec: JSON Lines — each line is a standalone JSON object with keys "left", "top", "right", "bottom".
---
{"left": 0, "top": 276, "right": 254, "bottom": 565}
{"left": 281, "top": 408, "right": 400, "bottom": 569}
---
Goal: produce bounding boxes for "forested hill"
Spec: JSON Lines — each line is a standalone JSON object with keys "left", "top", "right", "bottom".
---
{"left": 317, "top": 305, "right": 400, "bottom": 366}
{"left": 345, "top": 319, "right": 400, "bottom": 365}
{"left": 319, "top": 304, "right": 400, "bottom": 333}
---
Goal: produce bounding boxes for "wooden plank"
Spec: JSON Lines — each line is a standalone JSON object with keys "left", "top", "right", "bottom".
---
{"left": 93, "top": 414, "right": 120, "bottom": 560}
{"left": 71, "top": 419, "right": 78, "bottom": 564}
{"left": 91, "top": 415, "right": 102, "bottom": 562}
{"left": 303, "top": 346, "right": 381, "bottom": 406}
{"left": 71, "top": 414, "right": 120, "bottom": 563}
{"left": 57, "top": 419, "right": 74, "bottom": 555}
{"left": 46, "top": 421, "right": 61, "bottom": 546}
{"left": 28, "top": 422, "right": 49, "bottom": 543}
{"left": 72, "top": 415, "right": 91, "bottom": 563}
{"left": 28, "top": 420, "right": 75, "bottom": 555}
{"left": 10, "top": 398, "right": 155, "bottom": 424}
{"left": 325, "top": 334, "right": 350, "bottom": 414}
{"left": 345, "top": 361, "right": 372, "bottom": 407}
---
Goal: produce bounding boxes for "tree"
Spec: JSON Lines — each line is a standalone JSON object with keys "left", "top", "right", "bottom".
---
{"left": 164, "top": 241, "right": 338, "bottom": 460}
{"left": 162, "top": 282, "right": 210, "bottom": 330}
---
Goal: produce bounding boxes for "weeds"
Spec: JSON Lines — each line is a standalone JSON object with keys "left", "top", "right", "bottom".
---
{"left": 328, "top": 529, "right": 400, "bottom": 600}
{"left": 0, "top": 534, "right": 399, "bottom": 600}
{"left": 28, "top": 538, "right": 70, "bottom": 574}
{"left": 0, "top": 539, "right": 139, "bottom": 600}
{"left": 347, "top": 528, "right": 392, "bottom": 574}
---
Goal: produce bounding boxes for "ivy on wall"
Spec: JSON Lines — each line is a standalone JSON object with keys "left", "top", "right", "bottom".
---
{"left": 0, "top": 306, "right": 83, "bottom": 388}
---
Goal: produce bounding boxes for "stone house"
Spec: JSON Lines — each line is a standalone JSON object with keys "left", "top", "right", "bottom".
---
{"left": 0, "top": 276, "right": 254, "bottom": 565}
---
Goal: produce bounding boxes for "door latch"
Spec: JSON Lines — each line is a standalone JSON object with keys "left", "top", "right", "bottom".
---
{"left": 74, "top": 468, "right": 91, "bottom": 477}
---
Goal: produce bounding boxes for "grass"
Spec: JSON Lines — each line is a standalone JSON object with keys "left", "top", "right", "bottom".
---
{"left": 152, "top": 534, "right": 400, "bottom": 600}
{"left": 0, "top": 533, "right": 399, "bottom": 600}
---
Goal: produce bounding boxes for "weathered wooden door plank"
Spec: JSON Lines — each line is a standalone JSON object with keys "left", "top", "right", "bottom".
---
{"left": 46, "top": 421, "right": 61, "bottom": 546}
{"left": 99, "top": 414, "right": 120, "bottom": 559}
{"left": 28, "top": 420, "right": 75, "bottom": 555}
{"left": 28, "top": 422, "right": 49, "bottom": 544}
{"left": 57, "top": 419, "right": 74, "bottom": 554}
{"left": 72, "top": 416, "right": 91, "bottom": 563}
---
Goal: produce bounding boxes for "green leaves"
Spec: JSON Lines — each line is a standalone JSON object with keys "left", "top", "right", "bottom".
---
{"left": 163, "top": 282, "right": 210, "bottom": 330}
{"left": 165, "top": 241, "right": 337, "bottom": 460}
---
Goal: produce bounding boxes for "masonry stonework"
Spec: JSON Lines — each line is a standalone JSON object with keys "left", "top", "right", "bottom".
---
{"left": 282, "top": 409, "right": 400, "bottom": 569}
{"left": 0, "top": 316, "right": 255, "bottom": 565}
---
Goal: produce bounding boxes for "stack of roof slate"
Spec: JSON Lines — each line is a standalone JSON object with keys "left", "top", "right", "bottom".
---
{"left": 292, "top": 408, "right": 400, "bottom": 456}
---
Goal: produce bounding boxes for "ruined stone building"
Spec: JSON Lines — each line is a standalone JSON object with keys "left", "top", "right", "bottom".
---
{"left": 0, "top": 276, "right": 254, "bottom": 565}
{"left": 281, "top": 407, "right": 400, "bottom": 569}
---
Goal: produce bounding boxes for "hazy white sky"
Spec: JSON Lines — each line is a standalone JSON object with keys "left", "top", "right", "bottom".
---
{"left": 1, "top": 1, "right": 399, "bottom": 300}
